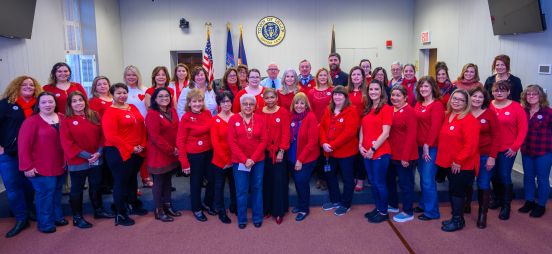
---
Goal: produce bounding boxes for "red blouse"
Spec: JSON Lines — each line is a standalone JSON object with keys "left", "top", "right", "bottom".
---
{"left": 145, "top": 108, "right": 179, "bottom": 174}
{"left": 177, "top": 110, "right": 213, "bottom": 169}
{"left": 415, "top": 100, "right": 445, "bottom": 147}
{"left": 489, "top": 101, "right": 528, "bottom": 152}
{"left": 232, "top": 88, "right": 265, "bottom": 114}
{"left": 102, "top": 105, "right": 147, "bottom": 161}
{"left": 89, "top": 97, "right": 112, "bottom": 118}
{"left": 60, "top": 114, "right": 103, "bottom": 166}
{"left": 227, "top": 113, "right": 268, "bottom": 163}
{"left": 436, "top": 113, "right": 480, "bottom": 173}
{"left": 389, "top": 105, "right": 419, "bottom": 161}
{"left": 319, "top": 106, "right": 360, "bottom": 158}
{"left": 475, "top": 109, "right": 501, "bottom": 158}
{"left": 308, "top": 87, "right": 333, "bottom": 122}
{"left": 360, "top": 105, "right": 393, "bottom": 159}
{"left": 210, "top": 115, "right": 232, "bottom": 169}
{"left": 262, "top": 107, "right": 291, "bottom": 162}
{"left": 299, "top": 79, "right": 315, "bottom": 95}
{"left": 43, "top": 82, "right": 88, "bottom": 114}
{"left": 349, "top": 90, "right": 366, "bottom": 120}
{"left": 277, "top": 90, "right": 296, "bottom": 112}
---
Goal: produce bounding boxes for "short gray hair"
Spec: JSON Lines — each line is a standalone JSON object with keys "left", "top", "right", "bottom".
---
{"left": 240, "top": 93, "right": 256, "bottom": 105}
{"left": 391, "top": 61, "right": 402, "bottom": 68}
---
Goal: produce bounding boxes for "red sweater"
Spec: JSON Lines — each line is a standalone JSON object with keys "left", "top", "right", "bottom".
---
{"left": 232, "top": 88, "right": 265, "bottom": 114}
{"left": 277, "top": 90, "right": 296, "bottom": 112}
{"left": 210, "top": 115, "right": 232, "bottom": 168}
{"left": 390, "top": 105, "right": 419, "bottom": 161}
{"left": 349, "top": 90, "right": 366, "bottom": 120}
{"left": 436, "top": 113, "right": 480, "bottom": 173}
{"left": 308, "top": 87, "right": 333, "bottom": 122}
{"left": 292, "top": 112, "right": 320, "bottom": 164}
{"left": 262, "top": 107, "right": 291, "bottom": 162}
{"left": 227, "top": 113, "right": 268, "bottom": 163}
{"left": 89, "top": 97, "right": 112, "bottom": 118}
{"left": 60, "top": 114, "right": 103, "bottom": 168}
{"left": 453, "top": 80, "right": 483, "bottom": 91}
{"left": 102, "top": 105, "right": 146, "bottom": 161}
{"left": 476, "top": 109, "right": 501, "bottom": 158}
{"left": 145, "top": 109, "right": 179, "bottom": 174}
{"left": 18, "top": 114, "right": 65, "bottom": 176}
{"left": 489, "top": 101, "right": 528, "bottom": 152}
{"left": 415, "top": 100, "right": 445, "bottom": 147}
{"left": 145, "top": 87, "right": 175, "bottom": 97}
{"left": 43, "top": 83, "right": 88, "bottom": 114}
{"left": 319, "top": 106, "right": 360, "bottom": 158}
{"left": 299, "top": 79, "right": 315, "bottom": 95}
{"left": 361, "top": 105, "right": 393, "bottom": 159}
{"left": 177, "top": 110, "right": 213, "bottom": 169}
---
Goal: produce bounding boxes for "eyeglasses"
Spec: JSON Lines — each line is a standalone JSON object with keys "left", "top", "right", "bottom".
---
{"left": 526, "top": 92, "right": 539, "bottom": 97}
{"left": 451, "top": 97, "right": 466, "bottom": 103}
{"left": 221, "top": 100, "right": 232, "bottom": 104}
{"left": 227, "top": 74, "right": 237, "bottom": 78}
{"left": 241, "top": 103, "right": 255, "bottom": 107}
{"left": 267, "top": 68, "right": 279, "bottom": 71}
{"left": 492, "top": 89, "right": 508, "bottom": 93}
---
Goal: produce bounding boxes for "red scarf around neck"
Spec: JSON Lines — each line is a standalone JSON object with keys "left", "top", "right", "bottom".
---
{"left": 16, "top": 96, "right": 36, "bottom": 118}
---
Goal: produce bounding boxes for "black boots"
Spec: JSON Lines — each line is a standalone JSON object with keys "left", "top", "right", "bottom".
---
{"left": 163, "top": 203, "right": 182, "bottom": 217}
{"left": 499, "top": 184, "right": 513, "bottom": 220}
{"left": 154, "top": 208, "right": 174, "bottom": 222}
{"left": 127, "top": 199, "right": 148, "bottom": 216}
{"left": 91, "top": 190, "right": 115, "bottom": 219}
{"left": 464, "top": 187, "right": 473, "bottom": 214}
{"left": 442, "top": 196, "right": 465, "bottom": 232}
{"left": 489, "top": 181, "right": 502, "bottom": 210}
{"left": 72, "top": 215, "right": 93, "bottom": 229}
{"left": 70, "top": 195, "right": 93, "bottom": 229}
{"left": 5, "top": 220, "right": 29, "bottom": 238}
{"left": 477, "top": 189, "right": 491, "bottom": 229}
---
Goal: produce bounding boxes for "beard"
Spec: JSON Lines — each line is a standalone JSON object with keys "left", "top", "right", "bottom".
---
{"left": 329, "top": 64, "right": 339, "bottom": 71}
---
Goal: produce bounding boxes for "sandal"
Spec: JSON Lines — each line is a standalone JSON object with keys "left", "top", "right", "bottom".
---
{"left": 142, "top": 178, "right": 154, "bottom": 188}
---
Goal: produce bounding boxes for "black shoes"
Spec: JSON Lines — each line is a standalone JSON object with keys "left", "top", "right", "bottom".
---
{"left": 54, "top": 218, "right": 69, "bottom": 226}
{"left": 40, "top": 227, "right": 56, "bottom": 234}
{"left": 115, "top": 213, "right": 135, "bottom": 226}
{"left": 238, "top": 223, "right": 247, "bottom": 229}
{"left": 163, "top": 203, "right": 182, "bottom": 217}
{"left": 364, "top": 208, "right": 378, "bottom": 219}
{"left": 73, "top": 215, "right": 93, "bottom": 229}
{"left": 194, "top": 211, "right": 208, "bottom": 222}
{"left": 295, "top": 212, "right": 308, "bottom": 222}
{"left": 218, "top": 213, "right": 232, "bottom": 224}
{"left": 254, "top": 222, "right": 262, "bottom": 228}
{"left": 413, "top": 207, "right": 424, "bottom": 213}
{"left": 94, "top": 208, "right": 116, "bottom": 219}
{"left": 441, "top": 216, "right": 465, "bottom": 232}
{"left": 518, "top": 201, "right": 536, "bottom": 213}
{"left": 5, "top": 220, "right": 29, "bottom": 238}
{"left": 530, "top": 205, "right": 546, "bottom": 218}
{"left": 128, "top": 202, "right": 148, "bottom": 216}
{"left": 368, "top": 212, "right": 389, "bottom": 223}
{"left": 202, "top": 205, "right": 218, "bottom": 216}
{"left": 155, "top": 208, "right": 174, "bottom": 222}
{"left": 417, "top": 214, "right": 434, "bottom": 221}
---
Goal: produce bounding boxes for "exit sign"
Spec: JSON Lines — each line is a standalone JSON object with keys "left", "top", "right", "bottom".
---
{"left": 421, "top": 31, "right": 431, "bottom": 44}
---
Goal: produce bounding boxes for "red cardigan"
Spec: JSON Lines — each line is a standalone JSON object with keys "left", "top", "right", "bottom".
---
{"left": 89, "top": 97, "right": 112, "bottom": 118}
{"left": 277, "top": 90, "right": 296, "bottom": 112}
{"left": 436, "top": 113, "right": 480, "bottom": 173}
{"left": 415, "top": 100, "right": 445, "bottom": 147}
{"left": 489, "top": 101, "right": 528, "bottom": 152}
{"left": 232, "top": 88, "right": 265, "bottom": 114}
{"left": 227, "top": 113, "right": 268, "bottom": 163}
{"left": 292, "top": 111, "right": 320, "bottom": 164}
{"left": 43, "top": 82, "right": 88, "bottom": 114}
{"left": 102, "top": 105, "right": 147, "bottom": 161}
{"left": 389, "top": 105, "right": 419, "bottom": 161}
{"left": 262, "top": 107, "right": 291, "bottom": 162}
{"left": 360, "top": 105, "right": 393, "bottom": 159}
{"left": 308, "top": 87, "right": 333, "bottom": 122}
{"left": 18, "top": 113, "right": 65, "bottom": 176}
{"left": 210, "top": 115, "right": 232, "bottom": 169}
{"left": 476, "top": 109, "right": 501, "bottom": 158}
{"left": 145, "top": 108, "right": 179, "bottom": 174}
{"left": 319, "top": 106, "right": 360, "bottom": 158}
{"left": 177, "top": 110, "right": 213, "bottom": 169}
{"left": 60, "top": 114, "right": 104, "bottom": 168}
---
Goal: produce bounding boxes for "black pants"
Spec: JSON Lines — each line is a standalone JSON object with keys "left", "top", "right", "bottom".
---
{"left": 353, "top": 153, "right": 367, "bottom": 181}
{"left": 444, "top": 167, "right": 475, "bottom": 198}
{"left": 69, "top": 166, "right": 102, "bottom": 213}
{"left": 105, "top": 147, "right": 143, "bottom": 212}
{"left": 152, "top": 170, "right": 174, "bottom": 208}
{"left": 263, "top": 155, "right": 289, "bottom": 217}
{"left": 213, "top": 165, "right": 236, "bottom": 212}
{"left": 188, "top": 150, "right": 214, "bottom": 212}
{"left": 99, "top": 157, "right": 113, "bottom": 191}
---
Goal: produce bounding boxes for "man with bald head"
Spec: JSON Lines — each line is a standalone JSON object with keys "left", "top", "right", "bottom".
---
{"left": 260, "top": 63, "right": 282, "bottom": 89}
{"left": 298, "top": 59, "right": 315, "bottom": 94}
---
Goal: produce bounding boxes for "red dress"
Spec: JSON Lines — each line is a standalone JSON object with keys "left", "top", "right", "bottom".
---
{"left": 308, "top": 87, "right": 333, "bottom": 122}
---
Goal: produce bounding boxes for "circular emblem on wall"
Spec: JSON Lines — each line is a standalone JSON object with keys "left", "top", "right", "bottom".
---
{"left": 256, "top": 16, "right": 286, "bottom": 47}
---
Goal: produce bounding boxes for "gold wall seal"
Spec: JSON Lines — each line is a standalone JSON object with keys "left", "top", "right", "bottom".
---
{"left": 256, "top": 16, "right": 285, "bottom": 47}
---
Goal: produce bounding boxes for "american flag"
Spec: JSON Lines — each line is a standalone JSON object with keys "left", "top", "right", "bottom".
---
{"left": 202, "top": 30, "right": 214, "bottom": 83}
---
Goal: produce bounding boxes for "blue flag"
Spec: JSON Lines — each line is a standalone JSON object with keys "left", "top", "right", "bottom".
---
{"left": 238, "top": 25, "right": 247, "bottom": 66}
{"left": 226, "top": 24, "right": 235, "bottom": 69}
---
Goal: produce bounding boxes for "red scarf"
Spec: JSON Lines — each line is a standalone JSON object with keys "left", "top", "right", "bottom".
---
{"left": 401, "top": 77, "right": 417, "bottom": 106}
{"left": 16, "top": 96, "right": 36, "bottom": 118}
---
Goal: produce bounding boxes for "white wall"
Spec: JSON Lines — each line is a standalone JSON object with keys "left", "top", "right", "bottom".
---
{"left": 118, "top": 0, "right": 415, "bottom": 83}
{"left": 94, "top": 0, "right": 124, "bottom": 82}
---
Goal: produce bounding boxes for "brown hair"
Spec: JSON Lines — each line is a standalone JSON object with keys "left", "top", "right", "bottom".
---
{"left": 492, "top": 54, "right": 511, "bottom": 73}
{"left": 315, "top": 68, "right": 333, "bottom": 89}
{"left": 151, "top": 66, "right": 171, "bottom": 89}
{"left": 492, "top": 79, "right": 512, "bottom": 92}
{"left": 221, "top": 67, "right": 239, "bottom": 92}
{"left": 347, "top": 66, "right": 367, "bottom": 108}
{"left": 329, "top": 86, "right": 351, "bottom": 113}
{"left": 365, "top": 80, "right": 388, "bottom": 115}
{"left": 2, "top": 76, "right": 42, "bottom": 103}
{"left": 415, "top": 76, "right": 441, "bottom": 102}
{"left": 457, "top": 63, "right": 480, "bottom": 82}
{"left": 468, "top": 85, "right": 491, "bottom": 109}
{"left": 521, "top": 84, "right": 549, "bottom": 110}
{"left": 291, "top": 92, "right": 311, "bottom": 113}
{"left": 91, "top": 76, "right": 111, "bottom": 98}
{"left": 190, "top": 66, "right": 213, "bottom": 91}
{"left": 65, "top": 91, "right": 100, "bottom": 125}
{"left": 171, "top": 63, "right": 190, "bottom": 82}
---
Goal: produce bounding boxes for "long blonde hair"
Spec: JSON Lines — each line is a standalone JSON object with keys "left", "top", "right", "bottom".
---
{"left": 123, "top": 65, "right": 144, "bottom": 90}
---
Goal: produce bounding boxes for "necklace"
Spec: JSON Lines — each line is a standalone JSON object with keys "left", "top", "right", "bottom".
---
{"left": 241, "top": 113, "right": 254, "bottom": 138}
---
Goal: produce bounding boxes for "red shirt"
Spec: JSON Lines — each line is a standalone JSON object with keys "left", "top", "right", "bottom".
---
{"left": 489, "top": 101, "right": 528, "bottom": 152}
{"left": 232, "top": 88, "right": 265, "bottom": 114}
{"left": 210, "top": 115, "right": 232, "bottom": 168}
{"left": 389, "top": 105, "right": 419, "bottom": 161}
{"left": 102, "top": 105, "right": 147, "bottom": 161}
{"left": 227, "top": 113, "right": 268, "bottom": 163}
{"left": 177, "top": 110, "right": 213, "bottom": 169}
{"left": 299, "top": 79, "right": 315, "bottom": 95}
{"left": 361, "top": 105, "right": 393, "bottom": 159}
{"left": 291, "top": 112, "right": 320, "bottom": 164}
{"left": 277, "top": 90, "right": 295, "bottom": 112}
{"left": 89, "top": 97, "right": 112, "bottom": 118}
{"left": 475, "top": 109, "right": 501, "bottom": 158}
{"left": 145, "top": 87, "right": 175, "bottom": 97}
{"left": 262, "top": 107, "right": 291, "bottom": 162}
{"left": 60, "top": 114, "right": 103, "bottom": 167}
{"left": 349, "top": 90, "right": 366, "bottom": 120}
{"left": 415, "top": 100, "right": 445, "bottom": 147}
{"left": 319, "top": 106, "right": 360, "bottom": 158}
{"left": 308, "top": 87, "right": 333, "bottom": 122}
{"left": 436, "top": 113, "right": 480, "bottom": 173}
{"left": 145, "top": 108, "right": 179, "bottom": 174}
{"left": 43, "top": 82, "right": 88, "bottom": 114}
{"left": 18, "top": 113, "right": 65, "bottom": 176}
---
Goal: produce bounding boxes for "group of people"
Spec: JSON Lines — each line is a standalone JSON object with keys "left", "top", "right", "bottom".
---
{"left": 0, "top": 53, "right": 550, "bottom": 237}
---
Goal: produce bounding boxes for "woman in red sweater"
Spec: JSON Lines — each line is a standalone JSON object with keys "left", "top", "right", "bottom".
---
{"left": 453, "top": 63, "right": 482, "bottom": 91}
{"left": 61, "top": 91, "right": 113, "bottom": 229}
{"left": 278, "top": 69, "right": 301, "bottom": 111}
{"left": 43, "top": 62, "right": 88, "bottom": 114}
{"left": 488, "top": 80, "right": 528, "bottom": 220}
{"left": 468, "top": 85, "right": 500, "bottom": 228}
{"left": 169, "top": 63, "right": 190, "bottom": 102}
{"left": 435, "top": 62, "right": 454, "bottom": 106}
{"left": 414, "top": 76, "right": 444, "bottom": 221}
{"left": 320, "top": 86, "right": 360, "bottom": 216}
{"left": 402, "top": 64, "right": 417, "bottom": 107}
{"left": 18, "top": 92, "right": 66, "bottom": 233}
{"left": 145, "top": 88, "right": 181, "bottom": 222}
{"left": 288, "top": 92, "right": 319, "bottom": 221}
{"left": 102, "top": 83, "right": 148, "bottom": 226}
{"left": 177, "top": 88, "right": 215, "bottom": 222}
{"left": 210, "top": 91, "right": 237, "bottom": 224}
{"left": 228, "top": 94, "right": 268, "bottom": 229}
{"left": 145, "top": 66, "right": 175, "bottom": 109}
{"left": 436, "top": 89, "right": 480, "bottom": 232}
{"left": 360, "top": 80, "right": 393, "bottom": 223}
{"left": 388, "top": 85, "right": 418, "bottom": 223}
{"left": 233, "top": 69, "right": 265, "bottom": 113}
{"left": 261, "top": 88, "right": 291, "bottom": 224}
{"left": 89, "top": 76, "right": 113, "bottom": 118}
{"left": 347, "top": 66, "right": 368, "bottom": 192}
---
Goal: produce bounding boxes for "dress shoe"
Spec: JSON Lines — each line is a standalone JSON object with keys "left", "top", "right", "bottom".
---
{"left": 155, "top": 208, "right": 174, "bottom": 222}
{"left": 254, "top": 222, "right": 262, "bottom": 228}
{"left": 54, "top": 218, "right": 69, "bottom": 226}
{"left": 202, "top": 205, "right": 217, "bottom": 216}
{"left": 114, "top": 213, "right": 135, "bottom": 226}
{"left": 238, "top": 223, "right": 247, "bottom": 229}
{"left": 264, "top": 213, "right": 271, "bottom": 219}
{"left": 163, "top": 203, "right": 182, "bottom": 217}
{"left": 229, "top": 206, "right": 237, "bottom": 214}
{"left": 40, "top": 227, "right": 56, "bottom": 234}
{"left": 218, "top": 213, "right": 232, "bottom": 224}
{"left": 295, "top": 212, "right": 308, "bottom": 222}
{"left": 128, "top": 203, "right": 148, "bottom": 216}
{"left": 518, "top": 201, "right": 536, "bottom": 213}
{"left": 94, "top": 208, "right": 116, "bottom": 219}
{"left": 194, "top": 211, "right": 207, "bottom": 222}
{"left": 5, "top": 220, "right": 29, "bottom": 238}
{"left": 364, "top": 208, "right": 378, "bottom": 219}
{"left": 275, "top": 216, "right": 283, "bottom": 225}
{"left": 529, "top": 205, "right": 545, "bottom": 218}
{"left": 73, "top": 215, "right": 93, "bottom": 229}
{"left": 28, "top": 209, "right": 37, "bottom": 221}
{"left": 417, "top": 214, "right": 434, "bottom": 221}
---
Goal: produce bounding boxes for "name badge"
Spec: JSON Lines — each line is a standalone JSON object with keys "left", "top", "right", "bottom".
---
{"left": 450, "top": 126, "right": 455, "bottom": 131}
{"left": 73, "top": 121, "right": 79, "bottom": 126}
{"left": 504, "top": 112, "right": 510, "bottom": 116}
{"left": 12, "top": 105, "right": 19, "bottom": 110}
{"left": 276, "top": 118, "right": 280, "bottom": 123}
{"left": 480, "top": 119, "right": 486, "bottom": 124}
{"left": 537, "top": 115, "right": 543, "bottom": 120}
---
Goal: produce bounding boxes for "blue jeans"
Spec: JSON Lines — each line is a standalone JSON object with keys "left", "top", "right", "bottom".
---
{"left": 290, "top": 161, "right": 316, "bottom": 213}
{"left": 389, "top": 160, "right": 416, "bottom": 215}
{"left": 417, "top": 147, "right": 440, "bottom": 219}
{"left": 496, "top": 151, "right": 516, "bottom": 185}
{"left": 364, "top": 154, "right": 391, "bottom": 213}
{"left": 325, "top": 156, "right": 355, "bottom": 208}
{"left": 477, "top": 155, "right": 495, "bottom": 190}
{"left": 0, "top": 154, "right": 34, "bottom": 221}
{"left": 522, "top": 153, "right": 552, "bottom": 206}
{"left": 233, "top": 161, "right": 264, "bottom": 224}
{"left": 29, "top": 174, "right": 65, "bottom": 231}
